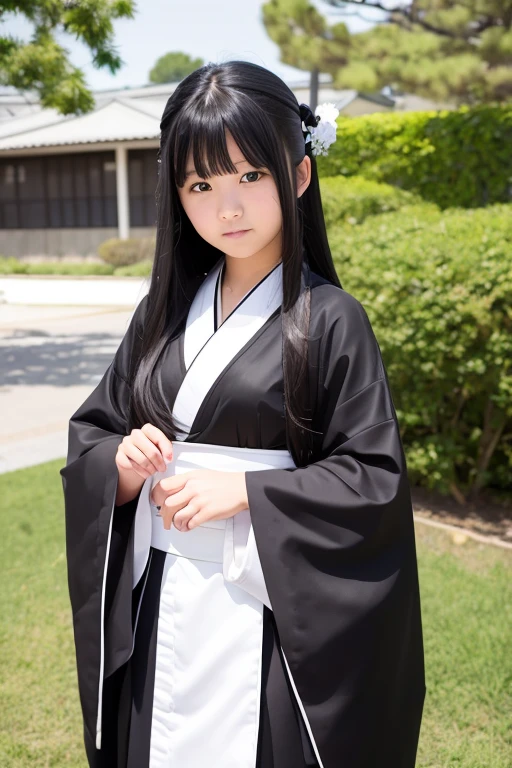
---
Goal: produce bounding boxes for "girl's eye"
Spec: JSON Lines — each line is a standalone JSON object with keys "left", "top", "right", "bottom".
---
{"left": 241, "top": 171, "right": 263, "bottom": 183}
{"left": 190, "top": 171, "right": 264, "bottom": 192}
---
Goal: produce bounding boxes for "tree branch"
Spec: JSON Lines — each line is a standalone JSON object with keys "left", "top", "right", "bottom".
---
{"left": 322, "top": 0, "right": 509, "bottom": 41}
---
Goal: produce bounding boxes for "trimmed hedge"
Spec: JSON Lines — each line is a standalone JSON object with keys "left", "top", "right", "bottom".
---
{"left": 329, "top": 202, "right": 512, "bottom": 497}
{"left": 0, "top": 258, "right": 115, "bottom": 275}
{"left": 115, "top": 259, "right": 154, "bottom": 276}
{"left": 319, "top": 175, "right": 422, "bottom": 226}
{"left": 0, "top": 258, "right": 151, "bottom": 276}
{"left": 316, "top": 104, "right": 512, "bottom": 210}
{"left": 0, "top": 234, "right": 157, "bottom": 274}
{"left": 97, "top": 236, "right": 156, "bottom": 267}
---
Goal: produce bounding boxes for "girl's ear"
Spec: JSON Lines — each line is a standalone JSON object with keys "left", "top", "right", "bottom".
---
{"left": 296, "top": 155, "right": 311, "bottom": 199}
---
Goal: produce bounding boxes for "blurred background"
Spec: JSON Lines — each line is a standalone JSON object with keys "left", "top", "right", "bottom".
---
{"left": 0, "top": 1, "right": 511, "bottom": 765}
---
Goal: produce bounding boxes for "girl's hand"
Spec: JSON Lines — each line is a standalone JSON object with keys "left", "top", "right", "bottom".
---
{"left": 115, "top": 423, "right": 174, "bottom": 480}
{"left": 150, "top": 470, "right": 249, "bottom": 531}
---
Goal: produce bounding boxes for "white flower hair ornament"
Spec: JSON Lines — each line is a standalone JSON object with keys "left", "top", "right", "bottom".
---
{"left": 299, "top": 101, "right": 340, "bottom": 157}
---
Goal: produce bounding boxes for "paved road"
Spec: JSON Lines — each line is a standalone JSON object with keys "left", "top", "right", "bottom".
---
{"left": 0, "top": 304, "right": 137, "bottom": 474}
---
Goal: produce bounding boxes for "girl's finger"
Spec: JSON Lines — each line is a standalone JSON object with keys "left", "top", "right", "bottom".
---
{"left": 160, "top": 473, "right": 189, "bottom": 495}
{"left": 172, "top": 501, "right": 199, "bottom": 531}
{"left": 160, "top": 489, "right": 194, "bottom": 531}
{"left": 162, "top": 486, "right": 193, "bottom": 516}
{"left": 187, "top": 511, "right": 206, "bottom": 530}
{"left": 116, "top": 446, "right": 150, "bottom": 479}
{"left": 140, "top": 423, "right": 174, "bottom": 461}
{"left": 127, "top": 457, "right": 151, "bottom": 480}
{"left": 161, "top": 506, "right": 180, "bottom": 531}
{"left": 149, "top": 485, "right": 157, "bottom": 505}
{"left": 121, "top": 436, "right": 161, "bottom": 474}
{"left": 127, "top": 430, "right": 166, "bottom": 472}
{"left": 115, "top": 448, "right": 133, "bottom": 472}
{"left": 150, "top": 481, "right": 165, "bottom": 507}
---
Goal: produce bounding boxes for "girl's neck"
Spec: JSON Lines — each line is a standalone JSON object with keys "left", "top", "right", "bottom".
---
{"left": 222, "top": 245, "right": 282, "bottom": 295}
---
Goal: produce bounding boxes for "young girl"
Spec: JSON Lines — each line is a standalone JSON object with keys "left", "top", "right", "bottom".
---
{"left": 61, "top": 60, "right": 426, "bottom": 768}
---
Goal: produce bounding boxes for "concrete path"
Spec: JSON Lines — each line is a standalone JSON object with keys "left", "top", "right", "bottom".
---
{"left": 0, "top": 275, "right": 148, "bottom": 306}
{"left": 0, "top": 302, "right": 143, "bottom": 474}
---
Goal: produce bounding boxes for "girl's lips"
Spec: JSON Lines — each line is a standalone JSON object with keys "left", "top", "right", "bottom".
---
{"left": 223, "top": 229, "right": 251, "bottom": 238}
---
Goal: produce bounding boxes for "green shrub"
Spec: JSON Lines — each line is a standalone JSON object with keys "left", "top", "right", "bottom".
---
{"left": 114, "top": 260, "right": 153, "bottom": 277}
{"left": 328, "top": 202, "right": 512, "bottom": 497}
{"left": 97, "top": 236, "right": 156, "bottom": 267}
{"left": 319, "top": 175, "right": 422, "bottom": 227}
{"left": 0, "top": 257, "right": 153, "bottom": 276}
{"left": 29, "top": 262, "right": 114, "bottom": 275}
{"left": 317, "top": 104, "right": 512, "bottom": 210}
{"left": 0, "top": 256, "right": 29, "bottom": 273}
{"left": 0, "top": 258, "right": 114, "bottom": 275}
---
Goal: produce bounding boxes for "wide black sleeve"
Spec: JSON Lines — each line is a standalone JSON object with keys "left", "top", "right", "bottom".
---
{"left": 245, "top": 287, "right": 426, "bottom": 768}
{"left": 59, "top": 295, "right": 148, "bottom": 755}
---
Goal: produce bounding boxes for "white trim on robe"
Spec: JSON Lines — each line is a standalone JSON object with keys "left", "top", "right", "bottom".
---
{"left": 96, "top": 475, "right": 117, "bottom": 750}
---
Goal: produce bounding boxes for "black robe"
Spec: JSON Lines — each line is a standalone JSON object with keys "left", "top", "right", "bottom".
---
{"left": 60, "top": 265, "right": 426, "bottom": 768}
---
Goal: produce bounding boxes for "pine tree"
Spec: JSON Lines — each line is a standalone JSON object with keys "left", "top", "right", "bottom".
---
{"left": 322, "top": 0, "right": 512, "bottom": 103}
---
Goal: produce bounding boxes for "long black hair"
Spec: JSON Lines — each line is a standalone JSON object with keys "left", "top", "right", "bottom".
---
{"left": 129, "top": 60, "right": 341, "bottom": 466}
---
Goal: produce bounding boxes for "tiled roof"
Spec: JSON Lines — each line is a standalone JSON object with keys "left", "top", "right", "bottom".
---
{"left": 0, "top": 107, "right": 64, "bottom": 138}
{"left": 0, "top": 98, "right": 161, "bottom": 151}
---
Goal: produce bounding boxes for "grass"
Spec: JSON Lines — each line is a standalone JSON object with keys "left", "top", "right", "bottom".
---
{"left": 0, "top": 459, "right": 84, "bottom": 766}
{"left": 415, "top": 524, "right": 511, "bottom": 767}
{"left": 0, "top": 459, "right": 510, "bottom": 767}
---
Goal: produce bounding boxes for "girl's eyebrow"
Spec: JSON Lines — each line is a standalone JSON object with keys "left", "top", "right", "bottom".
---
{"left": 184, "top": 160, "right": 250, "bottom": 180}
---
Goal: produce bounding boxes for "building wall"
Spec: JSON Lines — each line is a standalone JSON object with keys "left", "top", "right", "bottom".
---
{"left": 0, "top": 226, "right": 155, "bottom": 258}
{"left": 0, "top": 147, "right": 159, "bottom": 255}
{"left": 0, "top": 149, "right": 158, "bottom": 230}
{"left": 0, "top": 151, "right": 118, "bottom": 229}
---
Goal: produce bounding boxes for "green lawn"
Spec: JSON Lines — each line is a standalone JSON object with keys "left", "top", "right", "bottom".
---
{"left": 0, "top": 459, "right": 510, "bottom": 767}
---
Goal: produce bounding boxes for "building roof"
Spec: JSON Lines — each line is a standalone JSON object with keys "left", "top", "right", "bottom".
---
{"left": 0, "top": 98, "right": 161, "bottom": 151}
{"left": 0, "top": 106, "right": 65, "bottom": 139}
{"left": 0, "top": 86, "right": 41, "bottom": 121}
{"left": 358, "top": 92, "right": 396, "bottom": 108}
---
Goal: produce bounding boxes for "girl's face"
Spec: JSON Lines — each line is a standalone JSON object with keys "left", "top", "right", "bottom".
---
{"left": 176, "top": 129, "right": 309, "bottom": 262}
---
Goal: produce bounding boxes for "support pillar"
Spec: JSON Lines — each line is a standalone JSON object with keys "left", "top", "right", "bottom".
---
{"left": 115, "top": 145, "right": 130, "bottom": 240}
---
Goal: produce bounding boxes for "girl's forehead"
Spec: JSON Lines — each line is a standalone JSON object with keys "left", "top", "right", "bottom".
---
{"left": 185, "top": 130, "right": 244, "bottom": 164}
{"left": 185, "top": 154, "right": 249, "bottom": 174}
{"left": 184, "top": 153, "right": 251, "bottom": 181}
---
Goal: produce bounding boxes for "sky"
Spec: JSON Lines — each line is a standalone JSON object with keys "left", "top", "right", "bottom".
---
{"left": 1, "top": 0, "right": 383, "bottom": 92}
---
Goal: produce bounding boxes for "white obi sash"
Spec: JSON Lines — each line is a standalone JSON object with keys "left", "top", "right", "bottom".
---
{"left": 133, "top": 440, "right": 295, "bottom": 608}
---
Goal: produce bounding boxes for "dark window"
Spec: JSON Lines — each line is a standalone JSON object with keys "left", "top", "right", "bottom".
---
{"left": 128, "top": 149, "right": 158, "bottom": 227}
{"left": 0, "top": 151, "right": 118, "bottom": 229}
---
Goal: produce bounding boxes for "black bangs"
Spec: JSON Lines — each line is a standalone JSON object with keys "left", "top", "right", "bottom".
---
{"left": 172, "top": 92, "right": 282, "bottom": 188}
